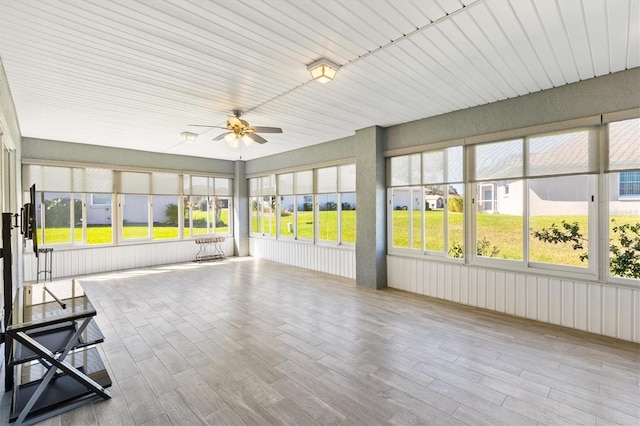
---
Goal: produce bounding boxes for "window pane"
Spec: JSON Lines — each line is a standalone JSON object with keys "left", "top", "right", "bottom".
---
{"left": 609, "top": 172, "right": 640, "bottom": 279}
{"left": 609, "top": 118, "right": 640, "bottom": 171}
{"left": 184, "top": 196, "right": 192, "bottom": 238}
{"left": 528, "top": 130, "right": 592, "bottom": 177}
{"left": 122, "top": 194, "right": 149, "bottom": 239}
{"left": 391, "top": 156, "right": 410, "bottom": 186}
{"left": 120, "top": 171, "right": 150, "bottom": 194}
{"left": 339, "top": 164, "right": 356, "bottom": 192}
{"left": 262, "top": 196, "right": 276, "bottom": 237}
{"left": 295, "top": 171, "right": 313, "bottom": 194}
{"left": 423, "top": 151, "right": 444, "bottom": 184}
{"left": 279, "top": 195, "right": 295, "bottom": 238}
{"left": 215, "top": 178, "right": 231, "bottom": 196}
{"left": 529, "top": 176, "right": 590, "bottom": 268}
{"left": 341, "top": 192, "right": 356, "bottom": 244}
{"left": 296, "top": 194, "right": 314, "bottom": 239}
{"left": 251, "top": 196, "right": 261, "bottom": 234}
{"left": 81, "top": 168, "right": 113, "bottom": 193}
{"left": 448, "top": 184, "right": 464, "bottom": 258}
{"left": 262, "top": 175, "right": 275, "bottom": 195}
{"left": 476, "top": 181, "right": 523, "bottom": 260}
{"left": 74, "top": 194, "right": 83, "bottom": 243}
{"left": 409, "top": 154, "right": 421, "bottom": 185}
{"left": 425, "top": 185, "right": 445, "bottom": 252}
{"left": 190, "top": 196, "right": 212, "bottom": 236}
{"left": 214, "top": 196, "right": 230, "bottom": 234}
{"left": 474, "top": 139, "right": 523, "bottom": 181}
{"left": 153, "top": 195, "right": 179, "bottom": 240}
{"left": 27, "top": 166, "right": 72, "bottom": 192}
{"left": 392, "top": 187, "right": 409, "bottom": 248}
{"left": 411, "top": 187, "right": 422, "bottom": 250}
{"left": 152, "top": 172, "right": 181, "bottom": 195}
{"left": 191, "top": 176, "right": 210, "bottom": 196}
{"left": 87, "top": 193, "right": 112, "bottom": 244}
{"left": 278, "top": 173, "right": 294, "bottom": 195}
{"left": 249, "top": 178, "right": 259, "bottom": 196}
{"left": 318, "top": 193, "right": 338, "bottom": 242}
{"left": 317, "top": 167, "right": 337, "bottom": 193}
{"left": 42, "top": 192, "right": 72, "bottom": 244}
{"left": 447, "top": 146, "right": 464, "bottom": 183}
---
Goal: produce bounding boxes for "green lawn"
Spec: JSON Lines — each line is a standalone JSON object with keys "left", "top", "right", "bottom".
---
{"left": 392, "top": 210, "right": 639, "bottom": 268}
{"left": 251, "top": 210, "right": 356, "bottom": 243}
{"left": 39, "top": 210, "right": 230, "bottom": 244}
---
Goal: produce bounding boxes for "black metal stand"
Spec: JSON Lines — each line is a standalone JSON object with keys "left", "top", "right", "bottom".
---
{"left": 3, "top": 212, "right": 15, "bottom": 392}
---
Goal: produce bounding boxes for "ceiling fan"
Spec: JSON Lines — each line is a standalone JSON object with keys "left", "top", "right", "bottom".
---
{"left": 189, "top": 110, "right": 282, "bottom": 148}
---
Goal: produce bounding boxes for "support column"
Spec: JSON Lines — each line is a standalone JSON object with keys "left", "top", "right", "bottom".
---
{"left": 233, "top": 160, "right": 249, "bottom": 256}
{"left": 355, "top": 126, "right": 386, "bottom": 289}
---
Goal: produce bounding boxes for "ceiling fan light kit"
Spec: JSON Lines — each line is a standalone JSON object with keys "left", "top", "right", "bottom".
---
{"left": 224, "top": 132, "right": 239, "bottom": 148}
{"left": 186, "top": 111, "right": 282, "bottom": 149}
{"left": 307, "top": 58, "right": 340, "bottom": 83}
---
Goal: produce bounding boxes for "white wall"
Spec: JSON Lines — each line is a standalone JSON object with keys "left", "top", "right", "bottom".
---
{"left": 250, "top": 237, "right": 356, "bottom": 279}
{"left": 23, "top": 238, "right": 235, "bottom": 281}
{"left": 388, "top": 255, "right": 640, "bottom": 343}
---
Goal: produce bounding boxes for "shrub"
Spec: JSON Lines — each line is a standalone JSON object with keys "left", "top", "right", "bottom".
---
{"left": 448, "top": 196, "right": 463, "bottom": 213}
{"left": 448, "top": 237, "right": 500, "bottom": 258}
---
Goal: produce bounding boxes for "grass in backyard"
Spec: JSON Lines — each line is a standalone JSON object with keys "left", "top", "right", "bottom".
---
{"left": 392, "top": 210, "right": 639, "bottom": 268}
{"left": 251, "top": 210, "right": 356, "bottom": 243}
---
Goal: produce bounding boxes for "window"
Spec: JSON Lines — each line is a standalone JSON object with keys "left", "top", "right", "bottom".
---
{"left": 24, "top": 164, "right": 230, "bottom": 246}
{"left": 152, "top": 195, "right": 180, "bottom": 240}
{"left": 619, "top": 171, "right": 640, "bottom": 197}
{"left": 389, "top": 147, "right": 463, "bottom": 257}
{"left": 316, "top": 165, "right": 357, "bottom": 245}
{"left": 38, "top": 192, "right": 73, "bottom": 245}
{"left": 184, "top": 175, "right": 233, "bottom": 237}
{"left": 339, "top": 164, "right": 357, "bottom": 244}
{"left": 608, "top": 118, "right": 640, "bottom": 280}
{"left": 250, "top": 176, "right": 276, "bottom": 237}
{"left": 90, "top": 194, "right": 111, "bottom": 206}
{"left": 251, "top": 164, "right": 355, "bottom": 244}
{"left": 475, "top": 179, "right": 523, "bottom": 260}
{"left": 529, "top": 175, "right": 591, "bottom": 268}
{"left": 86, "top": 193, "right": 112, "bottom": 244}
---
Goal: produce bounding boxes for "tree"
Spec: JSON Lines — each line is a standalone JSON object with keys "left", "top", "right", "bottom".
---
{"left": 164, "top": 203, "right": 178, "bottom": 225}
{"left": 531, "top": 220, "right": 640, "bottom": 279}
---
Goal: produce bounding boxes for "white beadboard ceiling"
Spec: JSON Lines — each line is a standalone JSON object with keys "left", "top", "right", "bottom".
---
{"left": 0, "top": 0, "right": 638, "bottom": 161}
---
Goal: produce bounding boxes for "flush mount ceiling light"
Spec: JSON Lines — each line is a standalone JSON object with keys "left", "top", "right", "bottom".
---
{"left": 180, "top": 131, "right": 198, "bottom": 142}
{"left": 307, "top": 58, "right": 340, "bottom": 83}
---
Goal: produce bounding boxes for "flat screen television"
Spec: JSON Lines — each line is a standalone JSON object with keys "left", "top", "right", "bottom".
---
{"left": 21, "top": 184, "right": 38, "bottom": 256}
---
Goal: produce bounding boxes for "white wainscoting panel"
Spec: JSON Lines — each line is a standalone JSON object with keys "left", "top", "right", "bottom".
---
{"left": 387, "top": 255, "right": 639, "bottom": 343}
{"left": 250, "top": 238, "right": 356, "bottom": 279}
{"left": 23, "top": 238, "right": 235, "bottom": 281}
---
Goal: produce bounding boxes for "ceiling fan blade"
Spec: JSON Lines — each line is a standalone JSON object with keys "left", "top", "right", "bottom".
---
{"left": 212, "top": 132, "right": 230, "bottom": 141}
{"left": 249, "top": 133, "right": 268, "bottom": 144}
{"left": 252, "top": 126, "right": 282, "bottom": 134}
{"left": 188, "top": 124, "right": 226, "bottom": 128}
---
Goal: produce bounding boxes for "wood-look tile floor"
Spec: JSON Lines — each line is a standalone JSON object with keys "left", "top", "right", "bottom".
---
{"left": 2, "top": 258, "right": 639, "bottom": 425}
